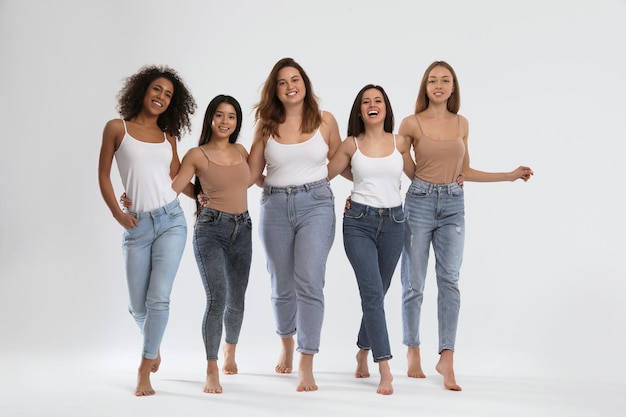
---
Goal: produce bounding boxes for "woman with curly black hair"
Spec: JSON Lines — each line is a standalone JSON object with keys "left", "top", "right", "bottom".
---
{"left": 98, "top": 65, "right": 196, "bottom": 396}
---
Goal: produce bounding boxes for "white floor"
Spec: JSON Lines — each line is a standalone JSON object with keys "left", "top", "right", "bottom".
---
{"left": 2, "top": 349, "right": 623, "bottom": 417}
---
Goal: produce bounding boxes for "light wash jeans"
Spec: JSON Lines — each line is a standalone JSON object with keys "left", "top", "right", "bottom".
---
{"left": 193, "top": 207, "right": 252, "bottom": 361}
{"left": 122, "top": 198, "right": 187, "bottom": 360}
{"left": 259, "top": 178, "right": 335, "bottom": 355}
{"left": 343, "top": 200, "right": 405, "bottom": 362}
{"left": 401, "top": 177, "right": 464, "bottom": 353}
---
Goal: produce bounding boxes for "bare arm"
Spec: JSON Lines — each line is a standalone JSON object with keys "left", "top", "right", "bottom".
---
{"left": 97, "top": 119, "right": 138, "bottom": 229}
{"left": 172, "top": 148, "right": 201, "bottom": 195}
{"left": 327, "top": 137, "right": 355, "bottom": 180}
{"left": 248, "top": 125, "right": 267, "bottom": 187}
{"left": 459, "top": 116, "right": 534, "bottom": 182}
{"left": 321, "top": 111, "right": 342, "bottom": 159}
{"left": 396, "top": 134, "right": 416, "bottom": 179}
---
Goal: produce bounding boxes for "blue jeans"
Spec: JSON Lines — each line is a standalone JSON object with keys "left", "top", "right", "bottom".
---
{"left": 122, "top": 198, "right": 187, "bottom": 360}
{"left": 193, "top": 207, "right": 252, "bottom": 361}
{"left": 343, "top": 201, "right": 405, "bottom": 362}
{"left": 401, "top": 177, "right": 465, "bottom": 353}
{"left": 259, "top": 178, "right": 335, "bottom": 354}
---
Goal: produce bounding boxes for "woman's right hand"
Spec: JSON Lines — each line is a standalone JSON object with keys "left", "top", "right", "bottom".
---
{"left": 116, "top": 192, "right": 138, "bottom": 229}
{"left": 114, "top": 211, "right": 138, "bottom": 229}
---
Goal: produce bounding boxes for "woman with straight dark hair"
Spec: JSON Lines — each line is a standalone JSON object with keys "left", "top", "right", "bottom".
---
{"left": 173, "top": 95, "right": 253, "bottom": 394}
{"left": 328, "top": 84, "right": 415, "bottom": 395}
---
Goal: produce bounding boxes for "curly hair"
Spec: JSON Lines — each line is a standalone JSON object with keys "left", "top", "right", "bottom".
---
{"left": 254, "top": 57, "right": 321, "bottom": 139}
{"left": 116, "top": 65, "right": 196, "bottom": 140}
{"left": 414, "top": 61, "right": 460, "bottom": 115}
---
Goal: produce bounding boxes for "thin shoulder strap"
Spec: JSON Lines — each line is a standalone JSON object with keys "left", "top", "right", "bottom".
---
{"left": 414, "top": 114, "right": 424, "bottom": 137}
{"left": 121, "top": 119, "right": 128, "bottom": 133}
{"left": 457, "top": 114, "right": 461, "bottom": 136}
{"left": 393, "top": 133, "right": 397, "bottom": 148}
{"left": 199, "top": 147, "right": 211, "bottom": 167}
{"left": 352, "top": 136, "right": 359, "bottom": 150}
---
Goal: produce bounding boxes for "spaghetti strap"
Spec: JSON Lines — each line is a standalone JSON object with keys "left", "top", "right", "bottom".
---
{"left": 353, "top": 136, "right": 359, "bottom": 150}
{"left": 121, "top": 119, "right": 128, "bottom": 134}
{"left": 414, "top": 114, "right": 424, "bottom": 137}
{"left": 199, "top": 147, "right": 211, "bottom": 167}
{"left": 456, "top": 114, "right": 461, "bottom": 136}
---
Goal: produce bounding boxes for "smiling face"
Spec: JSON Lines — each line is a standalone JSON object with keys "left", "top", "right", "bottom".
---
{"left": 275, "top": 66, "right": 306, "bottom": 105}
{"left": 426, "top": 65, "right": 454, "bottom": 104}
{"left": 360, "top": 88, "right": 386, "bottom": 124}
{"left": 143, "top": 77, "right": 174, "bottom": 115}
{"left": 211, "top": 102, "right": 238, "bottom": 140}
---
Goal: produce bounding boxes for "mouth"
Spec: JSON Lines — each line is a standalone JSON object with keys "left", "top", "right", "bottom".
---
{"left": 152, "top": 100, "right": 163, "bottom": 107}
{"left": 367, "top": 110, "right": 379, "bottom": 117}
{"left": 287, "top": 91, "right": 297, "bottom": 97}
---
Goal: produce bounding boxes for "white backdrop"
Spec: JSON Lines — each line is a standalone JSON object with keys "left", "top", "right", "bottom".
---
{"left": 1, "top": 0, "right": 624, "bottom": 386}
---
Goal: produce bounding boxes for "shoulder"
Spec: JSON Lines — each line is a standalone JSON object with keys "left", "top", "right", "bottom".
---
{"left": 398, "top": 114, "right": 418, "bottom": 136}
{"left": 234, "top": 143, "right": 249, "bottom": 158}
{"left": 320, "top": 111, "right": 339, "bottom": 131}
{"left": 103, "top": 118, "right": 124, "bottom": 135}
{"left": 456, "top": 113, "right": 469, "bottom": 135}
{"left": 321, "top": 111, "right": 337, "bottom": 123}
{"left": 102, "top": 118, "right": 125, "bottom": 147}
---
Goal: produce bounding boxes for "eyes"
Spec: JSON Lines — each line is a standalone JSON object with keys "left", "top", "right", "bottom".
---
{"left": 427, "top": 78, "right": 452, "bottom": 84}
{"left": 277, "top": 76, "right": 301, "bottom": 87}
{"left": 362, "top": 98, "right": 383, "bottom": 105}
{"left": 153, "top": 85, "right": 173, "bottom": 98}
{"left": 214, "top": 112, "right": 236, "bottom": 121}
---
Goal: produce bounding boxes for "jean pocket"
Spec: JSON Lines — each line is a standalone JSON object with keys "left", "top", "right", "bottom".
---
{"left": 343, "top": 207, "right": 364, "bottom": 219}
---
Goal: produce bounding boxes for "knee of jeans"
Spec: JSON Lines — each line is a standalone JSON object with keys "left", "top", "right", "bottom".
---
{"left": 145, "top": 298, "right": 170, "bottom": 311}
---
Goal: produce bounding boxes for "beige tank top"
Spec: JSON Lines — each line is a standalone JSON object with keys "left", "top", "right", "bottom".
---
{"left": 198, "top": 147, "right": 250, "bottom": 214}
{"left": 413, "top": 114, "right": 465, "bottom": 184}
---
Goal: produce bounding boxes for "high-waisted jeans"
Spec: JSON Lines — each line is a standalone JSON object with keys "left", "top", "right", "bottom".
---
{"left": 343, "top": 200, "right": 405, "bottom": 362}
{"left": 259, "top": 178, "right": 335, "bottom": 355}
{"left": 122, "top": 198, "right": 187, "bottom": 360}
{"left": 193, "top": 207, "right": 252, "bottom": 361}
{"left": 401, "top": 177, "right": 465, "bottom": 353}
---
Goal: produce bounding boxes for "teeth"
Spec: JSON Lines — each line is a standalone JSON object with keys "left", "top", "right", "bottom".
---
{"left": 152, "top": 101, "right": 162, "bottom": 107}
{"left": 368, "top": 111, "right": 378, "bottom": 116}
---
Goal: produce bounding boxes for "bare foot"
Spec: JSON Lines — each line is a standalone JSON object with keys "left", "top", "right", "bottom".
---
{"left": 354, "top": 349, "right": 370, "bottom": 378}
{"left": 435, "top": 349, "right": 462, "bottom": 391}
{"left": 275, "top": 336, "right": 294, "bottom": 374}
{"left": 222, "top": 343, "right": 238, "bottom": 375}
{"left": 135, "top": 357, "right": 156, "bottom": 396}
{"left": 376, "top": 360, "right": 393, "bottom": 395}
{"left": 296, "top": 353, "right": 317, "bottom": 392}
{"left": 203, "top": 360, "right": 223, "bottom": 394}
{"left": 407, "top": 346, "right": 426, "bottom": 378}
{"left": 151, "top": 350, "right": 161, "bottom": 373}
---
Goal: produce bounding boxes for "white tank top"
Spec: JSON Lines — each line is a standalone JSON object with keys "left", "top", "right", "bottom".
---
{"left": 114, "top": 120, "right": 177, "bottom": 212}
{"left": 264, "top": 129, "right": 329, "bottom": 187}
{"left": 350, "top": 135, "right": 403, "bottom": 208}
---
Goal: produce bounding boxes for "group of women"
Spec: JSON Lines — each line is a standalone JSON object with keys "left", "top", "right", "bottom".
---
{"left": 98, "top": 58, "right": 533, "bottom": 397}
